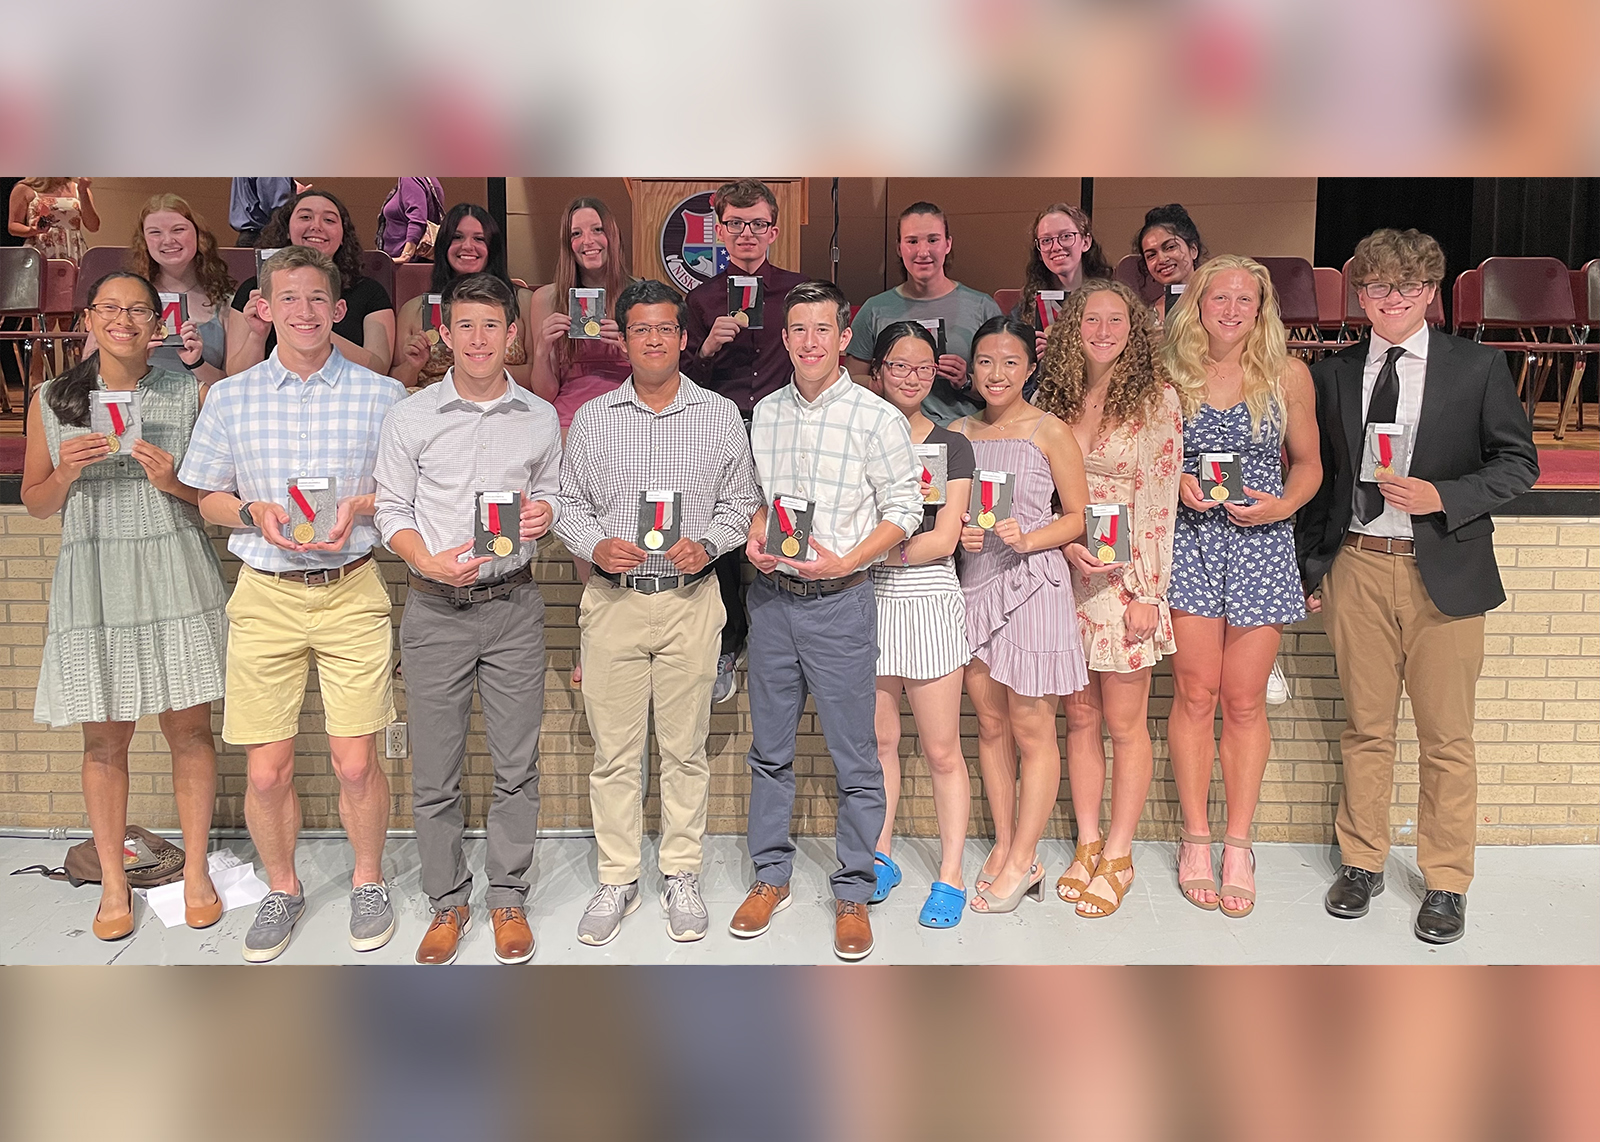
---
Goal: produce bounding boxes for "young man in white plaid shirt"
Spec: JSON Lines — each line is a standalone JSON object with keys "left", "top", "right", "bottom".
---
{"left": 730, "top": 279, "right": 924, "bottom": 961}
{"left": 179, "top": 245, "right": 406, "bottom": 963}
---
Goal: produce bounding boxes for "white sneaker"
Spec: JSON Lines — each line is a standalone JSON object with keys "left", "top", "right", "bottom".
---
{"left": 1266, "top": 658, "right": 1291, "bottom": 705}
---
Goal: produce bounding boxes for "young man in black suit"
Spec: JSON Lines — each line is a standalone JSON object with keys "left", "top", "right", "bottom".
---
{"left": 1297, "top": 228, "right": 1538, "bottom": 944}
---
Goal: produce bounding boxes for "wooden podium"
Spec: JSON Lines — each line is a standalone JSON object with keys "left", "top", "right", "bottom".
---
{"left": 625, "top": 179, "right": 807, "bottom": 292}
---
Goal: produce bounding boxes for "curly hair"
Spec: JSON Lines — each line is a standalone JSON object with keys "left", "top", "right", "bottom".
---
{"left": 1017, "top": 203, "right": 1114, "bottom": 326}
{"left": 1033, "top": 279, "right": 1168, "bottom": 428}
{"left": 1158, "top": 255, "right": 1288, "bottom": 439}
{"left": 257, "top": 189, "right": 366, "bottom": 292}
{"left": 126, "top": 194, "right": 235, "bottom": 308}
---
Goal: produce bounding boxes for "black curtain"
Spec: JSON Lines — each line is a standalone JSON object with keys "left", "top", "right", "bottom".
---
{"left": 1469, "top": 178, "right": 1600, "bottom": 269}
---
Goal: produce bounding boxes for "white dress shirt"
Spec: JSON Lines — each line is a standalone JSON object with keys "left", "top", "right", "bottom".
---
{"left": 1352, "top": 323, "right": 1429, "bottom": 539}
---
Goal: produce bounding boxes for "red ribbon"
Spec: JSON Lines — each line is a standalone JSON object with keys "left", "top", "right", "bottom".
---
{"left": 1377, "top": 432, "right": 1393, "bottom": 468}
{"left": 1037, "top": 297, "right": 1056, "bottom": 327}
{"left": 774, "top": 500, "right": 795, "bottom": 536}
{"left": 1097, "top": 512, "right": 1118, "bottom": 545}
{"left": 1207, "top": 458, "right": 1223, "bottom": 484}
{"left": 741, "top": 283, "right": 756, "bottom": 311}
{"left": 653, "top": 499, "right": 666, "bottom": 529}
{"left": 429, "top": 301, "right": 442, "bottom": 329}
{"left": 981, "top": 479, "right": 995, "bottom": 514}
{"left": 921, "top": 466, "right": 932, "bottom": 484}
{"left": 288, "top": 486, "right": 317, "bottom": 521}
{"left": 487, "top": 502, "right": 502, "bottom": 536}
{"left": 106, "top": 402, "right": 126, "bottom": 435}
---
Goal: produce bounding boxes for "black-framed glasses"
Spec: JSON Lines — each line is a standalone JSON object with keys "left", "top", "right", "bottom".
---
{"left": 625, "top": 322, "right": 681, "bottom": 338}
{"left": 1359, "top": 281, "right": 1430, "bottom": 300}
{"left": 881, "top": 361, "right": 937, "bottom": 381}
{"left": 720, "top": 219, "right": 773, "bottom": 235}
{"left": 1036, "top": 232, "right": 1082, "bottom": 251}
{"left": 88, "top": 303, "right": 157, "bottom": 321}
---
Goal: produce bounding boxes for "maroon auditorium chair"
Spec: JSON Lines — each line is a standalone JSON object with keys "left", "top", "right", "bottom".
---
{"left": 1479, "top": 256, "right": 1577, "bottom": 424}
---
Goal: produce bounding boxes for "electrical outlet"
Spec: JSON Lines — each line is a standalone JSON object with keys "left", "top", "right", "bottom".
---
{"left": 384, "top": 722, "right": 408, "bottom": 758}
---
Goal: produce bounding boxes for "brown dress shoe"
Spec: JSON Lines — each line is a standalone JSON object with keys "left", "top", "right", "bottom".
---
{"left": 415, "top": 905, "right": 471, "bottom": 965}
{"left": 491, "top": 907, "right": 535, "bottom": 964}
{"left": 729, "top": 881, "right": 791, "bottom": 938}
{"left": 834, "top": 899, "right": 873, "bottom": 961}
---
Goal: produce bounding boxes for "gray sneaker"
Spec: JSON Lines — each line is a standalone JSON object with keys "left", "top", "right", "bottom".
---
{"left": 577, "top": 882, "right": 640, "bottom": 946}
{"left": 349, "top": 881, "right": 396, "bottom": 952}
{"left": 661, "top": 871, "right": 709, "bottom": 942}
{"left": 242, "top": 889, "right": 305, "bottom": 963}
{"left": 711, "top": 653, "right": 737, "bottom": 705}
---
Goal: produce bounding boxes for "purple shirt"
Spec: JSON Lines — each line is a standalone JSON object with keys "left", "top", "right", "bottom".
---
{"left": 680, "top": 259, "right": 808, "bottom": 414}
{"left": 377, "top": 178, "right": 443, "bottom": 257}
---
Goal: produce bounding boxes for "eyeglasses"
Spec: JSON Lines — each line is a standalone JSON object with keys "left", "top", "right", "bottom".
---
{"left": 881, "top": 361, "right": 937, "bottom": 381}
{"left": 1036, "top": 232, "right": 1081, "bottom": 251}
{"left": 625, "top": 322, "right": 681, "bottom": 338}
{"left": 1358, "top": 281, "right": 1430, "bottom": 300}
{"left": 88, "top": 303, "right": 157, "bottom": 321}
{"left": 719, "top": 219, "right": 773, "bottom": 236}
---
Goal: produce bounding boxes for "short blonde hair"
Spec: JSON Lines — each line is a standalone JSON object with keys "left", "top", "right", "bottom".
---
{"left": 1160, "top": 255, "right": 1288, "bottom": 439}
{"left": 1349, "top": 228, "right": 1446, "bottom": 286}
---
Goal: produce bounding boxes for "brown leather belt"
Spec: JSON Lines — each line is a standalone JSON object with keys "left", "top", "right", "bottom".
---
{"left": 263, "top": 553, "right": 374, "bottom": 585}
{"left": 763, "top": 569, "right": 868, "bottom": 598}
{"left": 407, "top": 563, "right": 534, "bottom": 607}
{"left": 1343, "top": 533, "right": 1415, "bottom": 557}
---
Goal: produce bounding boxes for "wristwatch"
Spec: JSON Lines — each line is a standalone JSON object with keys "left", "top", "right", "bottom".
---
{"left": 699, "top": 539, "right": 718, "bottom": 561}
{"left": 238, "top": 501, "right": 257, "bottom": 528}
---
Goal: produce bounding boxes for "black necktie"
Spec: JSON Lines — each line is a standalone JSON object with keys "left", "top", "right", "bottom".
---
{"left": 1355, "top": 345, "right": 1406, "bottom": 523}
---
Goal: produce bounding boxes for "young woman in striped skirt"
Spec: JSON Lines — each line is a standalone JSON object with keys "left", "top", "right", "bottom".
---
{"left": 864, "top": 322, "right": 976, "bottom": 927}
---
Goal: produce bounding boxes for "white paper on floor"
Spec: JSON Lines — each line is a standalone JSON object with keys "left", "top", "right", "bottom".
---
{"left": 136, "top": 849, "right": 269, "bottom": 928}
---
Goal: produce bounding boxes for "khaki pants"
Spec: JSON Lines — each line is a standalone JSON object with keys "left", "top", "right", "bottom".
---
{"left": 1323, "top": 546, "right": 1485, "bottom": 891}
{"left": 578, "top": 574, "right": 724, "bottom": 884}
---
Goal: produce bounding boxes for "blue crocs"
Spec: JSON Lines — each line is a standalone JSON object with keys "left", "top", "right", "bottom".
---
{"left": 869, "top": 851, "right": 903, "bottom": 904}
{"left": 918, "top": 881, "right": 966, "bottom": 928}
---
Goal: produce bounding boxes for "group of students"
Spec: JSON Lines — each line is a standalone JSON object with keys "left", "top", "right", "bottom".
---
{"left": 20, "top": 178, "right": 1538, "bottom": 963}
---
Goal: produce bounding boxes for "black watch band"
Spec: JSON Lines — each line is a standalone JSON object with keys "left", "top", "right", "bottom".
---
{"left": 238, "top": 501, "right": 256, "bottom": 528}
{"left": 699, "top": 538, "right": 718, "bottom": 561}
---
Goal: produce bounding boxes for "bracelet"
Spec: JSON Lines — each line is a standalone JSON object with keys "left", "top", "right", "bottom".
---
{"left": 898, "top": 540, "right": 910, "bottom": 566}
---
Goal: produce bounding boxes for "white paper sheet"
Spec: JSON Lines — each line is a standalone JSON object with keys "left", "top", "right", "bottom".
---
{"left": 136, "top": 850, "right": 269, "bottom": 928}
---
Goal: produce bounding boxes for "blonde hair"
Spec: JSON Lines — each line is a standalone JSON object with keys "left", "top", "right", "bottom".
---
{"left": 1160, "top": 255, "right": 1287, "bottom": 439}
{"left": 1034, "top": 279, "right": 1169, "bottom": 428}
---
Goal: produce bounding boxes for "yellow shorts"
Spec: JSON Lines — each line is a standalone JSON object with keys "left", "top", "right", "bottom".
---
{"left": 222, "top": 560, "right": 395, "bottom": 745}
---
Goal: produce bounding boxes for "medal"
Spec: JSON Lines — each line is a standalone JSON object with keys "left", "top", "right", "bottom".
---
{"left": 733, "top": 310, "right": 750, "bottom": 328}
{"left": 1094, "top": 509, "right": 1119, "bottom": 563}
{"left": 644, "top": 496, "right": 668, "bottom": 550}
{"left": 732, "top": 280, "right": 757, "bottom": 328}
{"left": 486, "top": 499, "right": 513, "bottom": 557}
{"left": 104, "top": 400, "right": 126, "bottom": 453}
{"left": 1374, "top": 430, "right": 1395, "bottom": 479}
{"left": 1209, "top": 485, "right": 1230, "bottom": 501}
{"left": 583, "top": 319, "right": 601, "bottom": 337}
{"left": 425, "top": 328, "right": 440, "bottom": 346}
{"left": 775, "top": 499, "right": 802, "bottom": 558}
{"left": 1206, "top": 458, "right": 1230, "bottom": 501}
{"left": 288, "top": 484, "right": 319, "bottom": 545}
{"left": 921, "top": 466, "right": 937, "bottom": 502}
{"left": 978, "top": 476, "right": 998, "bottom": 529}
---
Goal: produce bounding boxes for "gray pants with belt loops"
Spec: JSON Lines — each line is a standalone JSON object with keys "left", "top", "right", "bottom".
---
{"left": 743, "top": 574, "right": 885, "bottom": 903}
{"left": 400, "top": 581, "right": 546, "bottom": 911}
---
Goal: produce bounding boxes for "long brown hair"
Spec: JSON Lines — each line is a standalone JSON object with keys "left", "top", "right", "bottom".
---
{"left": 257, "top": 189, "right": 367, "bottom": 292}
{"left": 550, "top": 197, "right": 630, "bottom": 372}
{"left": 1034, "top": 279, "right": 1169, "bottom": 428}
{"left": 126, "top": 194, "right": 235, "bottom": 308}
{"left": 1018, "top": 203, "right": 1113, "bottom": 324}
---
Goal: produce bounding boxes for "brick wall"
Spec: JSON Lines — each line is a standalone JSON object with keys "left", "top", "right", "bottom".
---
{"left": 1, "top": 507, "right": 1595, "bottom": 845}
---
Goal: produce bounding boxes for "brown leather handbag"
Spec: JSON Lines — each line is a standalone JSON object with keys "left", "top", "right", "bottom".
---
{"left": 9, "top": 825, "right": 185, "bottom": 888}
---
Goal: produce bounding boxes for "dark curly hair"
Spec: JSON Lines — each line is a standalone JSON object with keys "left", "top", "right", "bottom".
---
{"left": 257, "top": 188, "right": 367, "bottom": 292}
{"left": 1017, "top": 203, "right": 1113, "bottom": 326}
{"left": 1133, "top": 203, "right": 1207, "bottom": 287}
{"left": 1033, "top": 279, "right": 1169, "bottom": 428}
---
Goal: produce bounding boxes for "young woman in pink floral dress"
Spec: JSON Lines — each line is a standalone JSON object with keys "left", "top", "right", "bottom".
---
{"left": 1034, "top": 279, "right": 1182, "bottom": 918}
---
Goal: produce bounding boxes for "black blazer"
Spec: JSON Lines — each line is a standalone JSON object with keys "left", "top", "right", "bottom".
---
{"left": 1295, "top": 330, "right": 1538, "bottom": 617}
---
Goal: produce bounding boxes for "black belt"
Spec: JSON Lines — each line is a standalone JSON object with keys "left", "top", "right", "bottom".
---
{"left": 407, "top": 563, "right": 534, "bottom": 607}
{"left": 595, "top": 566, "right": 714, "bottom": 595}
{"left": 763, "top": 570, "right": 868, "bottom": 598}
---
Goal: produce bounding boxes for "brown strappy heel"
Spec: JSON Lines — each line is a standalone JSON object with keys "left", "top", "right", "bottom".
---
{"left": 1218, "top": 835, "right": 1256, "bottom": 918}
{"left": 1178, "top": 830, "right": 1219, "bottom": 911}
{"left": 1056, "top": 839, "right": 1104, "bottom": 903}
{"left": 1075, "top": 853, "right": 1134, "bottom": 919}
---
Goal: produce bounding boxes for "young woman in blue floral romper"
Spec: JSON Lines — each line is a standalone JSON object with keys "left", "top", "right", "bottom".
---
{"left": 1160, "top": 257, "right": 1323, "bottom": 919}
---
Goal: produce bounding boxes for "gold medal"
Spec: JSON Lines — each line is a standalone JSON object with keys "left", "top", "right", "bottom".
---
{"left": 293, "top": 522, "right": 315, "bottom": 544}
{"left": 923, "top": 486, "right": 939, "bottom": 503}
{"left": 644, "top": 529, "right": 664, "bottom": 550}
{"left": 491, "top": 535, "right": 513, "bottom": 557}
{"left": 425, "top": 328, "right": 440, "bottom": 346}
{"left": 1097, "top": 544, "right": 1117, "bottom": 563}
{"left": 1374, "top": 464, "right": 1393, "bottom": 478}
{"left": 104, "top": 434, "right": 120, "bottom": 454}
{"left": 733, "top": 310, "right": 750, "bottom": 328}
{"left": 583, "top": 319, "right": 601, "bottom": 337}
{"left": 1209, "top": 484, "right": 1230, "bottom": 502}
{"left": 781, "top": 535, "right": 800, "bottom": 558}
{"left": 978, "top": 510, "right": 996, "bottom": 528}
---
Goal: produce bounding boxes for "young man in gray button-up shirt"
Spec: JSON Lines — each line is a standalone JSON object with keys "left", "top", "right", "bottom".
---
{"left": 374, "top": 274, "right": 561, "bottom": 965}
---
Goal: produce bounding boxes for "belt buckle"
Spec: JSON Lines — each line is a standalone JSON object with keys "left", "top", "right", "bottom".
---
{"left": 303, "top": 568, "right": 333, "bottom": 587}
{"left": 465, "top": 582, "right": 495, "bottom": 604}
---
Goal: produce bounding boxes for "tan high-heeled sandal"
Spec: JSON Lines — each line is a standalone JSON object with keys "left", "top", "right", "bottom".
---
{"left": 1178, "top": 830, "right": 1219, "bottom": 911}
{"left": 1218, "top": 835, "right": 1256, "bottom": 918}
{"left": 1056, "top": 839, "right": 1104, "bottom": 902}
{"left": 1075, "top": 853, "right": 1134, "bottom": 919}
